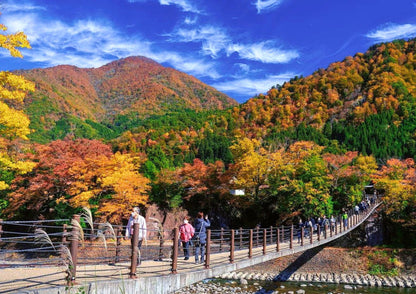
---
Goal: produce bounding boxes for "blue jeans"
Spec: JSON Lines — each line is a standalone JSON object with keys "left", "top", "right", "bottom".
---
{"left": 195, "top": 243, "right": 205, "bottom": 263}
{"left": 182, "top": 241, "right": 191, "bottom": 258}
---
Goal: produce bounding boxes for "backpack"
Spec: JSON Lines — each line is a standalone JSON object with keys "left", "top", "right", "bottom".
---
{"left": 180, "top": 230, "right": 187, "bottom": 241}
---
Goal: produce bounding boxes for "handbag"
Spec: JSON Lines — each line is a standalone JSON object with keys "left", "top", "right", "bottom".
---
{"left": 192, "top": 222, "right": 204, "bottom": 246}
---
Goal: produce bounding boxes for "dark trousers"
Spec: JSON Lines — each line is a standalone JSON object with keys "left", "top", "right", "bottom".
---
{"left": 195, "top": 243, "right": 205, "bottom": 263}
{"left": 182, "top": 241, "right": 191, "bottom": 258}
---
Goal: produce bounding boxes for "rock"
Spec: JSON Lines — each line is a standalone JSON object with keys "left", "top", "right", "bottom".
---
{"left": 344, "top": 284, "right": 354, "bottom": 290}
{"left": 239, "top": 278, "right": 248, "bottom": 285}
{"left": 296, "top": 290, "right": 306, "bottom": 294}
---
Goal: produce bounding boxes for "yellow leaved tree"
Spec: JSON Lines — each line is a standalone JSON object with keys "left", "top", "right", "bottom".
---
{"left": 0, "top": 15, "right": 36, "bottom": 190}
{"left": 69, "top": 152, "right": 150, "bottom": 223}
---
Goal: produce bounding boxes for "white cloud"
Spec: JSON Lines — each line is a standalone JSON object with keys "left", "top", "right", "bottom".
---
{"left": 159, "top": 0, "right": 201, "bottom": 13}
{"left": 366, "top": 23, "right": 416, "bottom": 41}
{"left": 184, "top": 16, "right": 197, "bottom": 25}
{"left": 1, "top": 7, "right": 220, "bottom": 80}
{"left": 2, "top": 12, "right": 153, "bottom": 68}
{"left": 0, "top": 1, "right": 45, "bottom": 12}
{"left": 227, "top": 41, "right": 299, "bottom": 64}
{"left": 236, "top": 63, "right": 250, "bottom": 73}
{"left": 169, "top": 26, "right": 229, "bottom": 57}
{"left": 169, "top": 26, "right": 299, "bottom": 63}
{"left": 253, "top": 0, "right": 284, "bottom": 14}
{"left": 212, "top": 73, "right": 295, "bottom": 96}
{"left": 149, "top": 51, "right": 220, "bottom": 79}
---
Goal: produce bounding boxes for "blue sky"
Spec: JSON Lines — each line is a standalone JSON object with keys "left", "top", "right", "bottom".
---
{"left": 1, "top": 0, "right": 416, "bottom": 103}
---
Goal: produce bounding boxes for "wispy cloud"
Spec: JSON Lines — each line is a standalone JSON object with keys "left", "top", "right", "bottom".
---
{"left": 227, "top": 41, "right": 299, "bottom": 64}
{"left": 152, "top": 51, "right": 220, "bottom": 79}
{"left": 170, "top": 26, "right": 230, "bottom": 57}
{"left": 1, "top": 5, "right": 218, "bottom": 79}
{"left": 184, "top": 16, "right": 198, "bottom": 25}
{"left": 127, "top": 0, "right": 201, "bottom": 13}
{"left": 2, "top": 12, "right": 153, "bottom": 68}
{"left": 366, "top": 23, "right": 416, "bottom": 42}
{"left": 0, "top": 1, "right": 45, "bottom": 12}
{"left": 159, "top": 0, "right": 201, "bottom": 13}
{"left": 253, "top": 0, "right": 284, "bottom": 14}
{"left": 169, "top": 25, "right": 299, "bottom": 63}
{"left": 212, "top": 73, "right": 295, "bottom": 97}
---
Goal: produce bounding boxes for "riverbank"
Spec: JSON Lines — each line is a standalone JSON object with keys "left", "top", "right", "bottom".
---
{"left": 229, "top": 247, "right": 416, "bottom": 286}
{"left": 173, "top": 246, "right": 416, "bottom": 293}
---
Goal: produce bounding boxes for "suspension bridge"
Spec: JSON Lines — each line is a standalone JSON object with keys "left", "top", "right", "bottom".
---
{"left": 0, "top": 199, "right": 381, "bottom": 294}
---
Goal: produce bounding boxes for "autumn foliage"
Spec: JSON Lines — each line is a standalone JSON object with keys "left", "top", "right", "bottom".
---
{"left": 0, "top": 17, "right": 35, "bottom": 190}
{"left": 7, "top": 139, "right": 149, "bottom": 223}
{"left": 2, "top": 15, "right": 416, "bottom": 239}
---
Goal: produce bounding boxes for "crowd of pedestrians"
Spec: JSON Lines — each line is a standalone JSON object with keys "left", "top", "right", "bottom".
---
{"left": 296, "top": 196, "right": 376, "bottom": 243}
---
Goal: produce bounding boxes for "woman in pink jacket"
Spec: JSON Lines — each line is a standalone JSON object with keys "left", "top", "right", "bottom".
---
{"left": 179, "top": 216, "right": 194, "bottom": 260}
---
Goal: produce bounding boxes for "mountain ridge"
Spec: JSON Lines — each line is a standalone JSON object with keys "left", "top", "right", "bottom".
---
{"left": 18, "top": 55, "right": 237, "bottom": 129}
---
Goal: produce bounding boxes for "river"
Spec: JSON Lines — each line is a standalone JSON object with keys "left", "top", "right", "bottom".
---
{"left": 175, "top": 278, "right": 416, "bottom": 293}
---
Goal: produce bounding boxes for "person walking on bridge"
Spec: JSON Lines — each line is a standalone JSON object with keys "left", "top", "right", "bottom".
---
{"left": 342, "top": 211, "right": 348, "bottom": 229}
{"left": 179, "top": 216, "right": 194, "bottom": 260}
{"left": 193, "top": 212, "right": 210, "bottom": 264}
{"left": 126, "top": 207, "right": 147, "bottom": 265}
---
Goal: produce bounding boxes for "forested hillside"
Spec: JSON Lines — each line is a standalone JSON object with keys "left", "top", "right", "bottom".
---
{"left": 2, "top": 37, "right": 416, "bottom": 245}
{"left": 18, "top": 56, "right": 237, "bottom": 143}
{"left": 235, "top": 39, "right": 416, "bottom": 160}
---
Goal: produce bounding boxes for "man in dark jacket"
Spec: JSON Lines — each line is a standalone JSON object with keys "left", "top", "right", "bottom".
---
{"left": 193, "top": 211, "right": 210, "bottom": 264}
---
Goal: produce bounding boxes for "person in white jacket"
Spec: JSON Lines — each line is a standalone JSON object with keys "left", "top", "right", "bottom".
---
{"left": 125, "top": 207, "right": 147, "bottom": 264}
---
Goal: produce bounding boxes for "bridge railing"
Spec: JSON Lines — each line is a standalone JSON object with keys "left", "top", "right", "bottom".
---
{"left": 0, "top": 197, "right": 380, "bottom": 284}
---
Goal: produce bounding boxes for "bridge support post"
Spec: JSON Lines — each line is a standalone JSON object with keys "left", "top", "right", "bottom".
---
{"left": 130, "top": 223, "right": 140, "bottom": 278}
{"left": 301, "top": 227, "right": 304, "bottom": 246}
{"left": 114, "top": 227, "right": 122, "bottom": 264}
{"left": 69, "top": 214, "right": 80, "bottom": 284}
{"left": 324, "top": 224, "right": 328, "bottom": 239}
{"left": 239, "top": 227, "right": 243, "bottom": 249}
{"left": 276, "top": 227, "right": 279, "bottom": 252}
{"left": 256, "top": 226, "right": 259, "bottom": 247}
{"left": 230, "top": 229, "right": 235, "bottom": 263}
{"left": 263, "top": 229, "right": 267, "bottom": 255}
{"left": 249, "top": 229, "right": 253, "bottom": 258}
{"left": 205, "top": 229, "right": 211, "bottom": 269}
{"left": 219, "top": 228, "right": 224, "bottom": 252}
{"left": 0, "top": 219, "right": 3, "bottom": 241}
{"left": 335, "top": 218, "right": 338, "bottom": 235}
{"left": 317, "top": 225, "right": 320, "bottom": 242}
{"left": 310, "top": 226, "right": 313, "bottom": 244}
{"left": 349, "top": 213, "right": 352, "bottom": 228}
{"left": 171, "top": 227, "right": 179, "bottom": 274}
{"left": 290, "top": 225, "right": 293, "bottom": 249}
{"left": 62, "top": 224, "right": 67, "bottom": 246}
{"left": 270, "top": 226, "right": 273, "bottom": 245}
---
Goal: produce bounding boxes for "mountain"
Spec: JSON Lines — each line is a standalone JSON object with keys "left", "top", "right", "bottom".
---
{"left": 239, "top": 39, "right": 416, "bottom": 131}
{"left": 18, "top": 56, "right": 237, "bottom": 141}
{"left": 234, "top": 39, "right": 416, "bottom": 159}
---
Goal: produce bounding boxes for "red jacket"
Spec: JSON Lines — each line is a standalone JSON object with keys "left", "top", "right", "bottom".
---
{"left": 179, "top": 222, "right": 195, "bottom": 242}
